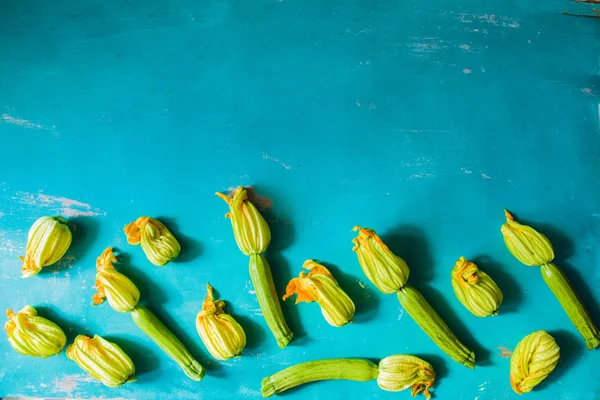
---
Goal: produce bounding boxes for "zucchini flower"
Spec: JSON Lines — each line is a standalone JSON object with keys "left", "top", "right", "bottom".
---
{"left": 283, "top": 260, "right": 355, "bottom": 327}
{"left": 92, "top": 248, "right": 140, "bottom": 313}
{"left": 216, "top": 186, "right": 271, "bottom": 255}
{"left": 5, "top": 305, "right": 66, "bottom": 357}
{"left": 196, "top": 284, "right": 247, "bottom": 360}
{"left": 501, "top": 210, "right": 554, "bottom": 266}
{"left": 261, "top": 358, "right": 379, "bottom": 398}
{"left": 66, "top": 334, "right": 136, "bottom": 387}
{"left": 351, "top": 226, "right": 409, "bottom": 293}
{"left": 19, "top": 216, "right": 72, "bottom": 278}
{"left": 377, "top": 355, "right": 436, "bottom": 399}
{"left": 501, "top": 210, "right": 600, "bottom": 350}
{"left": 451, "top": 257, "right": 503, "bottom": 317}
{"left": 510, "top": 330, "right": 560, "bottom": 394}
{"left": 124, "top": 217, "right": 180, "bottom": 266}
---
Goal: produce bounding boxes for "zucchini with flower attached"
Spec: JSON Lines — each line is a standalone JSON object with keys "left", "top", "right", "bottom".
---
{"left": 93, "top": 247, "right": 204, "bottom": 381}
{"left": 501, "top": 210, "right": 600, "bottom": 350}
{"left": 261, "top": 354, "right": 436, "bottom": 399}
{"left": 352, "top": 226, "right": 475, "bottom": 369}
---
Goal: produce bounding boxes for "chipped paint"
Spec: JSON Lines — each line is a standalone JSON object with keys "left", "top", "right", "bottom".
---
{"left": 1, "top": 113, "right": 59, "bottom": 136}
{"left": 12, "top": 191, "right": 106, "bottom": 217}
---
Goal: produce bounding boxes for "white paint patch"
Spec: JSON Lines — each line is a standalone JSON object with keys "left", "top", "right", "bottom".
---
{"left": 459, "top": 44, "right": 472, "bottom": 51}
{"left": 238, "top": 385, "right": 262, "bottom": 397}
{"left": 51, "top": 374, "right": 96, "bottom": 396}
{"left": 580, "top": 88, "right": 593, "bottom": 96}
{"left": 12, "top": 191, "right": 106, "bottom": 217}
{"left": 455, "top": 12, "right": 520, "bottom": 28}
{"left": 461, "top": 168, "right": 473, "bottom": 174}
{"left": 1, "top": 113, "right": 59, "bottom": 136}
{"left": 406, "top": 36, "right": 452, "bottom": 54}
{"left": 259, "top": 152, "right": 292, "bottom": 170}
{"left": 0, "top": 230, "right": 21, "bottom": 255}
{"left": 463, "top": 68, "right": 472, "bottom": 74}
{"left": 481, "top": 173, "right": 492, "bottom": 179}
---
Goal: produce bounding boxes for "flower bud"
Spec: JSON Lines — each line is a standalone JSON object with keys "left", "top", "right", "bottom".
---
{"left": 501, "top": 210, "right": 554, "bottom": 266}
{"left": 351, "top": 226, "right": 409, "bottom": 294}
{"left": 124, "top": 217, "right": 180, "bottom": 266}
{"left": 216, "top": 186, "right": 271, "bottom": 255}
{"left": 196, "top": 284, "right": 246, "bottom": 360}
{"left": 19, "top": 216, "right": 72, "bottom": 278}
{"left": 451, "top": 257, "right": 503, "bottom": 317}
{"left": 4, "top": 305, "right": 66, "bottom": 357}
{"left": 510, "top": 330, "right": 560, "bottom": 394}
{"left": 92, "top": 248, "right": 140, "bottom": 313}
{"left": 283, "top": 260, "right": 355, "bottom": 327}
{"left": 66, "top": 334, "right": 136, "bottom": 387}
{"left": 377, "top": 355, "right": 436, "bottom": 399}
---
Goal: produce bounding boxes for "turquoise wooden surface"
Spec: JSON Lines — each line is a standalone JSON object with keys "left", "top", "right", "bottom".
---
{"left": 1, "top": 0, "right": 599, "bottom": 398}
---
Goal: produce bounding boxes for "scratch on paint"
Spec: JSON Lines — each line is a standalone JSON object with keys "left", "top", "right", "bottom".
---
{"left": 461, "top": 168, "right": 473, "bottom": 174}
{"left": 1, "top": 113, "right": 59, "bottom": 136}
{"left": 259, "top": 152, "right": 291, "bottom": 170}
{"left": 481, "top": 173, "right": 492, "bottom": 179}
{"left": 12, "top": 191, "right": 106, "bottom": 217}
{"left": 398, "top": 307, "right": 404, "bottom": 321}
{"left": 357, "top": 280, "right": 367, "bottom": 289}
{"left": 474, "top": 381, "right": 490, "bottom": 399}
{"left": 463, "top": 68, "right": 473, "bottom": 74}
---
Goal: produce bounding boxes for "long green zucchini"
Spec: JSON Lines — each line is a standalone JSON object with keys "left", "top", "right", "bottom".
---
{"left": 397, "top": 285, "right": 475, "bottom": 369}
{"left": 540, "top": 263, "right": 600, "bottom": 350}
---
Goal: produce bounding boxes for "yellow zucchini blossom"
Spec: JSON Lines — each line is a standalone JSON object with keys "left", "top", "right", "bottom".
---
{"left": 352, "top": 226, "right": 409, "bottom": 294}
{"left": 196, "top": 284, "right": 246, "bottom": 360}
{"left": 5, "top": 305, "right": 66, "bottom": 357}
{"left": 283, "top": 260, "right": 355, "bottom": 327}
{"left": 124, "top": 217, "right": 180, "bottom": 266}
{"left": 19, "top": 216, "right": 72, "bottom": 278}
{"left": 216, "top": 186, "right": 271, "bottom": 256}
{"left": 510, "top": 330, "right": 560, "bottom": 394}
{"left": 501, "top": 210, "right": 554, "bottom": 266}
{"left": 451, "top": 257, "right": 503, "bottom": 317}
{"left": 67, "top": 334, "right": 136, "bottom": 387}
{"left": 92, "top": 248, "right": 140, "bottom": 313}
{"left": 377, "top": 355, "right": 436, "bottom": 399}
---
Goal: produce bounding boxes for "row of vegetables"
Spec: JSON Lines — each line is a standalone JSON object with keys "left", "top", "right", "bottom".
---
{"left": 5, "top": 186, "right": 599, "bottom": 397}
